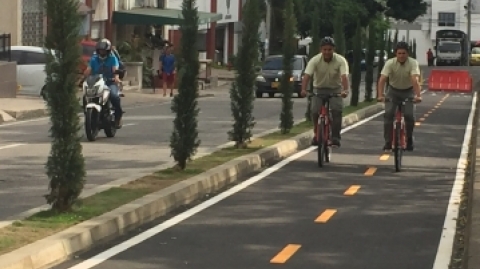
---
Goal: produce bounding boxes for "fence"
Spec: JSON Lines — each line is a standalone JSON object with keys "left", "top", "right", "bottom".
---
{"left": 0, "top": 34, "right": 11, "bottom": 62}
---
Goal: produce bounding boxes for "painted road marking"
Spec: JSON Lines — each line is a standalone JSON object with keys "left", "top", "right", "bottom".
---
{"left": 344, "top": 185, "right": 361, "bottom": 195}
{"left": 270, "top": 244, "right": 301, "bottom": 263}
{"left": 63, "top": 111, "right": 386, "bottom": 269}
{"left": 419, "top": 117, "right": 425, "bottom": 122}
{"left": 432, "top": 92, "right": 477, "bottom": 269}
{"left": 0, "top": 143, "right": 25, "bottom": 151}
{"left": 364, "top": 167, "right": 377, "bottom": 176}
{"left": 415, "top": 122, "right": 421, "bottom": 126}
{"left": 315, "top": 209, "right": 337, "bottom": 223}
{"left": 379, "top": 154, "right": 389, "bottom": 161}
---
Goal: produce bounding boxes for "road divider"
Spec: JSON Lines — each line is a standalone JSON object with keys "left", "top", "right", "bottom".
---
{"left": 0, "top": 101, "right": 385, "bottom": 269}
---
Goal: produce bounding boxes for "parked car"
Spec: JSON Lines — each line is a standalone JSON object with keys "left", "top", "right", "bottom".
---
{"left": 10, "top": 46, "right": 52, "bottom": 97}
{"left": 255, "top": 55, "right": 308, "bottom": 98}
{"left": 470, "top": 47, "right": 480, "bottom": 66}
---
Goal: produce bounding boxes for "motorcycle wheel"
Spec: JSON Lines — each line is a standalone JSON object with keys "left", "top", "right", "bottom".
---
{"left": 85, "top": 108, "right": 99, "bottom": 141}
{"left": 104, "top": 105, "right": 117, "bottom": 138}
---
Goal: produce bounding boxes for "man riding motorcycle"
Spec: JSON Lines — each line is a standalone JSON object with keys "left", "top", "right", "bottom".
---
{"left": 84, "top": 39, "right": 123, "bottom": 128}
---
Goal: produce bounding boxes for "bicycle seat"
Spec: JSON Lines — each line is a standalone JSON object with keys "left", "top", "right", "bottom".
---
{"left": 385, "top": 97, "right": 415, "bottom": 105}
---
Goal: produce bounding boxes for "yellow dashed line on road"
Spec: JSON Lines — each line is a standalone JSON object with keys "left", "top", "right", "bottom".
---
{"left": 315, "top": 209, "right": 337, "bottom": 223}
{"left": 379, "top": 154, "right": 389, "bottom": 161}
{"left": 270, "top": 244, "right": 301, "bottom": 263}
{"left": 344, "top": 185, "right": 361, "bottom": 196}
{"left": 364, "top": 167, "right": 377, "bottom": 176}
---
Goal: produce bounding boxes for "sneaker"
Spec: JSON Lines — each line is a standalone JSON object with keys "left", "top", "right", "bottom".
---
{"left": 406, "top": 137, "right": 414, "bottom": 151}
{"left": 383, "top": 142, "right": 392, "bottom": 151}
{"left": 331, "top": 138, "right": 341, "bottom": 148}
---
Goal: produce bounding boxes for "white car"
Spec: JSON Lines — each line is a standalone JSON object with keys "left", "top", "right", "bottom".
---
{"left": 11, "top": 46, "right": 54, "bottom": 97}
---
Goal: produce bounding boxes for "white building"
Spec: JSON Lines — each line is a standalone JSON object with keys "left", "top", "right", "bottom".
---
{"left": 389, "top": 0, "right": 480, "bottom": 65}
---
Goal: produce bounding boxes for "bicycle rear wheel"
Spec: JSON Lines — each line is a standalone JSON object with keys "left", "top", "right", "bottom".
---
{"left": 317, "top": 119, "right": 325, "bottom": 167}
{"left": 394, "top": 122, "right": 403, "bottom": 172}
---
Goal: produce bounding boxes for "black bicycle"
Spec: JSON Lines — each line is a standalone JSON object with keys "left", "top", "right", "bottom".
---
{"left": 310, "top": 92, "right": 343, "bottom": 167}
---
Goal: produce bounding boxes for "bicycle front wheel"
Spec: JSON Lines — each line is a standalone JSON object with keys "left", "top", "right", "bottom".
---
{"left": 317, "top": 119, "right": 325, "bottom": 167}
{"left": 394, "top": 122, "right": 403, "bottom": 172}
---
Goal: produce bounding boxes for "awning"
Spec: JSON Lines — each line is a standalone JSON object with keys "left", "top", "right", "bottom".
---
{"left": 112, "top": 8, "right": 222, "bottom": 25}
{"left": 78, "top": 3, "right": 94, "bottom": 15}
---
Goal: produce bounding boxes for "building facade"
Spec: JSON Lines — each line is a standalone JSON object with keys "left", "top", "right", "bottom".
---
{"left": 165, "top": 0, "right": 244, "bottom": 64}
{"left": 391, "top": 0, "right": 480, "bottom": 65}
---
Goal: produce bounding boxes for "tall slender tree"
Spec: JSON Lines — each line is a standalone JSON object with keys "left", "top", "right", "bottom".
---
{"left": 350, "top": 20, "right": 362, "bottom": 106}
{"left": 305, "top": 0, "right": 321, "bottom": 121}
{"left": 170, "top": 0, "right": 201, "bottom": 169}
{"left": 365, "top": 18, "right": 377, "bottom": 101}
{"left": 333, "top": 6, "right": 346, "bottom": 56}
{"left": 228, "top": 0, "right": 261, "bottom": 148}
{"left": 44, "top": 0, "right": 86, "bottom": 212}
{"left": 279, "top": 0, "right": 297, "bottom": 134}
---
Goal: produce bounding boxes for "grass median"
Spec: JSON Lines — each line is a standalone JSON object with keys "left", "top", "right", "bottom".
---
{"left": 0, "top": 100, "right": 377, "bottom": 255}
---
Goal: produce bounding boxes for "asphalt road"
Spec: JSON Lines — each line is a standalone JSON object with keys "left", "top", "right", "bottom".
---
{"left": 0, "top": 93, "right": 313, "bottom": 221}
{"left": 51, "top": 90, "right": 474, "bottom": 269}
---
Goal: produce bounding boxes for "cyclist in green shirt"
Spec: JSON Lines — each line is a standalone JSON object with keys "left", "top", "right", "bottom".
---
{"left": 301, "top": 37, "right": 349, "bottom": 147}
{"left": 377, "top": 41, "right": 422, "bottom": 151}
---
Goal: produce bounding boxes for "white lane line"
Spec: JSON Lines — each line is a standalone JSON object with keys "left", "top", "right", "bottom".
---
{"left": 0, "top": 143, "right": 25, "bottom": 150}
{"left": 432, "top": 91, "right": 477, "bottom": 269}
{"left": 67, "top": 110, "right": 385, "bottom": 269}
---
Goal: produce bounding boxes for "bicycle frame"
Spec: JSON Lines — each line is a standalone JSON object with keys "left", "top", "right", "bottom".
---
{"left": 386, "top": 97, "right": 414, "bottom": 172}
{"left": 310, "top": 92, "right": 342, "bottom": 167}
{"left": 392, "top": 103, "right": 406, "bottom": 149}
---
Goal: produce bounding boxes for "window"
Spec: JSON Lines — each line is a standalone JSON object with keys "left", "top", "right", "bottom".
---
{"left": 262, "top": 57, "right": 303, "bottom": 70}
{"left": 438, "top": 12, "right": 455, "bottom": 27}
{"left": 23, "top": 51, "right": 46, "bottom": 65}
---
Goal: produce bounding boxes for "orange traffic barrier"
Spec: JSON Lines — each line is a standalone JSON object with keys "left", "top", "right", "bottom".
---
{"left": 428, "top": 69, "right": 472, "bottom": 93}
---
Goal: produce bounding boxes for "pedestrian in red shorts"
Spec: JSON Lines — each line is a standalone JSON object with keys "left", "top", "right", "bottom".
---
{"left": 159, "top": 45, "right": 176, "bottom": 97}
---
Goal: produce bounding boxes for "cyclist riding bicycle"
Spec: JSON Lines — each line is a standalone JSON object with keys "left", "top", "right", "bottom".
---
{"left": 377, "top": 41, "right": 422, "bottom": 151}
{"left": 301, "top": 37, "right": 349, "bottom": 147}
{"left": 84, "top": 38, "right": 124, "bottom": 129}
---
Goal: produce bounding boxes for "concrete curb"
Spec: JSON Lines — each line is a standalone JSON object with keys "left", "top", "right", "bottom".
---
{"left": 0, "top": 94, "right": 217, "bottom": 125}
{"left": 0, "top": 103, "right": 384, "bottom": 269}
{"left": 3, "top": 109, "right": 48, "bottom": 121}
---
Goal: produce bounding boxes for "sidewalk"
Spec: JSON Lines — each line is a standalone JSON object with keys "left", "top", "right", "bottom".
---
{"left": 469, "top": 125, "right": 480, "bottom": 269}
{"left": 0, "top": 88, "right": 224, "bottom": 124}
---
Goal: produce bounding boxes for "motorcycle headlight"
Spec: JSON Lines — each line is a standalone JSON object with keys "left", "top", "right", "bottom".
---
{"left": 86, "top": 86, "right": 98, "bottom": 96}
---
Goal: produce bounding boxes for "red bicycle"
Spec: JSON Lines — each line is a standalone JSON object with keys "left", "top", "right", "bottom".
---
{"left": 385, "top": 97, "right": 417, "bottom": 172}
{"left": 310, "top": 92, "right": 342, "bottom": 167}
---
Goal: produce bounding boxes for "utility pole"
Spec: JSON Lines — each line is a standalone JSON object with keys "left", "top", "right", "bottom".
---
{"left": 265, "top": 0, "right": 271, "bottom": 57}
{"left": 467, "top": 0, "right": 472, "bottom": 66}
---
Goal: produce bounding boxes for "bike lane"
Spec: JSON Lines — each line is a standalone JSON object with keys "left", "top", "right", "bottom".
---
{"left": 53, "top": 92, "right": 474, "bottom": 269}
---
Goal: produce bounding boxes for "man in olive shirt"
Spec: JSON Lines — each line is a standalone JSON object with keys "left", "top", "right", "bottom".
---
{"left": 377, "top": 41, "right": 422, "bottom": 151}
{"left": 301, "top": 37, "right": 349, "bottom": 147}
